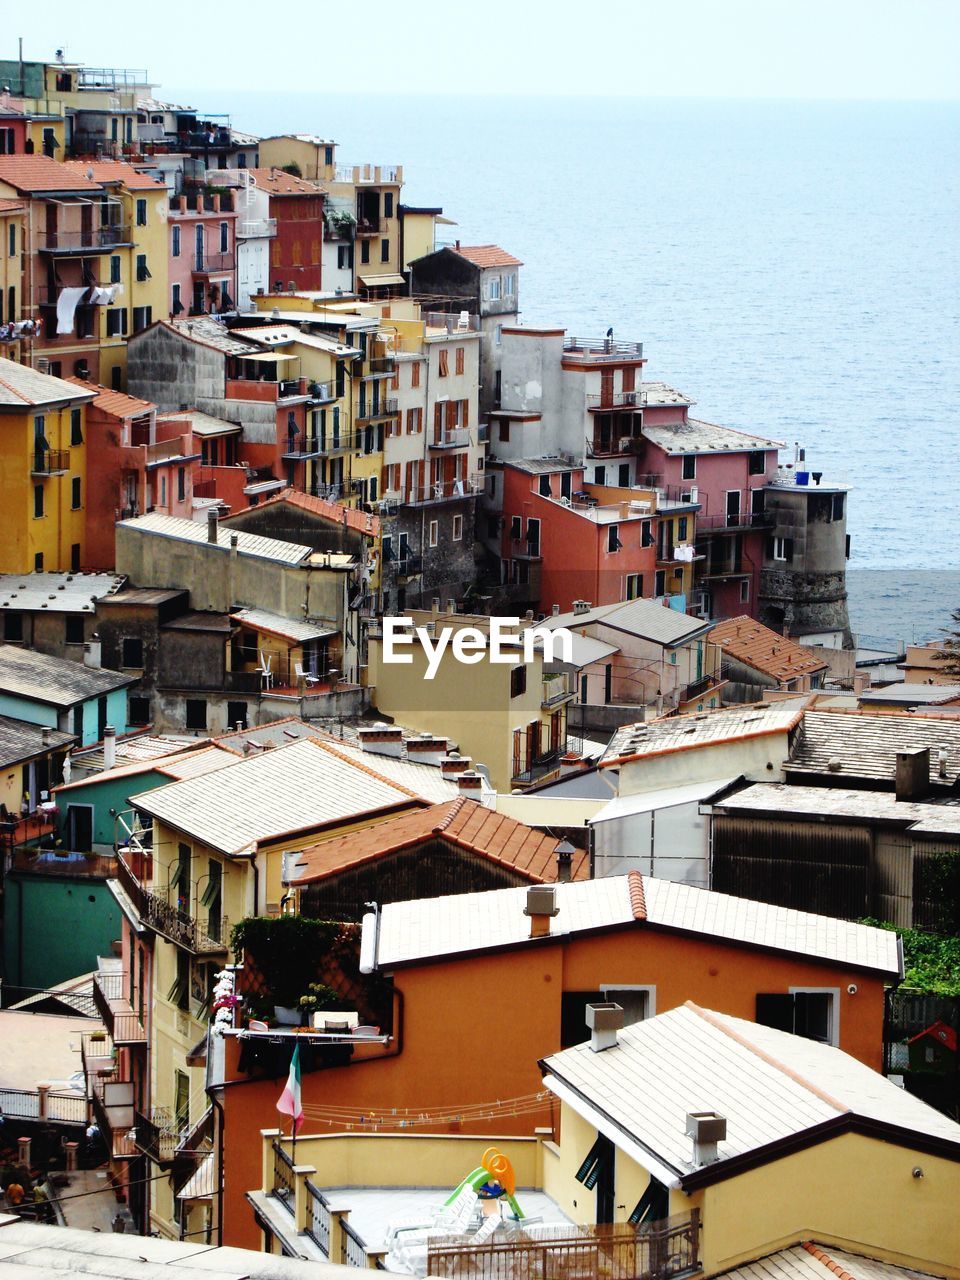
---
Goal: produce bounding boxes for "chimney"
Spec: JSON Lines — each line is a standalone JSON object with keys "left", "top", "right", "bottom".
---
{"left": 573, "top": 600, "right": 592, "bottom": 616}
{"left": 938, "top": 746, "right": 949, "bottom": 779}
{"left": 524, "top": 884, "right": 559, "bottom": 939}
{"left": 440, "top": 756, "right": 472, "bottom": 778}
{"left": 83, "top": 636, "right": 102, "bottom": 669}
{"left": 457, "top": 770, "right": 484, "bottom": 796}
{"left": 207, "top": 508, "right": 219, "bottom": 544}
{"left": 552, "top": 604, "right": 561, "bottom": 616}
{"left": 555, "top": 839, "right": 575, "bottom": 883}
{"left": 686, "top": 1112, "right": 727, "bottom": 1166}
{"left": 559, "top": 752, "right": 584, "bottom": 777}
{"left": 446, "top": 599, "right": 456, "bottom": 614}
{"left": 41, "top": 727, "right": 51, "bottom": 747}
{"left": 431, "top": 598, "right": 441, "bottom": 614}
{"left": 357, "top": 725, "right": 404, "bottom": 758}
{"left": 405, "top": 735, "right": 449, "bottom": 768}
{"left": 586, "top": 1002, "right": 623, "bottom": 1053}
{"left": 896, "top": 748, "right": 930, "bottom": 801}
{"left": 102, "top": 726, "right": 116, "bottom": 771}
{"left": 230, "top": 532, "right": 239, "bottom": 558}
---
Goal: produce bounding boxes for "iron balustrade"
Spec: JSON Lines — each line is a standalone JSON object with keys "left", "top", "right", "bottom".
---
{"left": 695, "top": 511, "right": 773, "bottom": 531}
{"left": 564, "top": 336, "right": 644, "bottom": 360}
{"left": 305, "top": 1181, "right": 332, "bottom": 1255}
{"left": 357, "top": 398, "right": 398, "bottom": 422}
{"left": 37, "top": 226, "right": 131, "bottom": 252}
{"left": 341, "top": 1218, "right": 370, "bottom": 1268}
{"left": 429, "top": 428, "right": 471, "bottom": 449}
{"left": 272, "top": 1140, "right": 295, "bottom": 1210}
{"left": 587, "top": 390, "right": 645, "bottom": 409}
{"left": 31, "top": 450, "right": 70, "bottom": 476}
{"left": 115, "top": 849, "right": 228, "bottom": 954}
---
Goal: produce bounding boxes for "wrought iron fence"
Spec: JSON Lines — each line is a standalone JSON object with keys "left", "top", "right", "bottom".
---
{"left": 272, "top": 1140, "right": 295, "bottom": 1210}
{"left": 306, "top": 1181, "right": 332, "bottom": 1254}
{"left": 342, "top": 1217, "right": 370, "bottom": 1268}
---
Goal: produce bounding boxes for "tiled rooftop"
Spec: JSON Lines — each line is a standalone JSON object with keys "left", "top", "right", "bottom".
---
{"left": 62, "top": 159, "right": 166, "bottom": 190}
{"left": 787, "top": 709, "right": 960, "bottom": 786}
{"left": 0, "top": 356, "right": 96, "bottom": 408}
{"left": 601, "top": 696, "right": 810, "bottom": 766}
{"left": 710, "top": 615, "right": 829, "bottom": 681}
{"left": 65, "top": 377, "right": 156, "bottom": 419}
{"left": 0, "top": 154, "right": 102, "bottom": 193}
{"left": 451, "top": 244, "right": 523, "bottom": 268}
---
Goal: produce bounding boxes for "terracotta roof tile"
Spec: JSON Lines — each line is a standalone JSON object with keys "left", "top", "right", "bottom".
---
{"left": 0, "top": 199, "right": 25, "bottom": 214}
{"left": 0, "top": 155, "right": 102, "bottom": 194}
{"left": 61, "top": 160, "right": 166, "bottom": 191}
{"left": 801, "top": 1244, "right": 860, "bottom": 1280}
{"left": 64, "top": 378, "right": 155, "bottom": 419}
{"left": 627, "top": 869, "right": 647, "bottom": 920}
{"left": 710, "top": 615, "right": 829, "bottom": 683}
{"left": 452, "top": 244, "right": 523, "bottom": 268}
{"left": 221, "top": 486, "right": 379, "bottom": 537}
{"left": 292, "top": 796, "right": 588, "bottom": 886}
{"left": 245, "top": 167, "right": 324, "bottom": 196}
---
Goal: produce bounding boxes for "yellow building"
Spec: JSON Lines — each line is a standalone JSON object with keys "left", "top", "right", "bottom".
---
{"left": 0, "top": 357, "right": 92, "bottom": 573}
{"left": 540, "top": 1001, "right": 960, "bottom": 1278}
{"left": 121, "top": 735, "right": 458, "bottom": 1236}
{"left": 368, "top": 608, "right": 573, "bottom": 791}
{"left": 0, "top": 199, "right": 26, "bottom": 335}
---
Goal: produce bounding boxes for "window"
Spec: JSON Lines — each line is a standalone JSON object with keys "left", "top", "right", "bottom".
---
{"left": 384, "top": 192, "right": 394, "bottom": 218}
{"left": 498, "top": 420, "right": 510, "bottom": 443}
{"left": 655, "top": 569, "right": 666, "bottom": 596}
{"left": 4, "top": 612, "right": 23, "bottom": 643}
{"left": 452, "top": 514, "right": 463, "bottom": 541}
{"left": 771, "top": 535, "right": 792, "bottom": 563}
{"left": 219, "top": 221, "right": 228, "bottom": 252}
{"left": 70, "top": 408, "right": 83, "bottom": 445}
{"left": 71, "top": 476, "right": 82, "bottom": 509}
{"left": 749, "top": 450, "right": 765, "bottom": 475}
{"left": 135, "top": 253, "right": 151, "bottom": 281}
{"left": 510, "top": 665, "right": 527, "bottom": 699}
{"left": 132, "top": 305, "right": 153, "bottom": 333}
{"left": 677, "top": 515, "right": 688, "bottom": 541}
{"left": 487, "top": 275, "right": 501, "bottom": 300}
{"left": 607, "top": 525, "right": 622, "bottom": 553}
{"left": 504, "top": 273, "right": 516, "bottom": 295}
{"left": 594, "top": 465, "right": 606, "bottom": 485}
{"left": 455, "top": 346, "right": 465, "bottom": 376}
{"left": 428, "top": 520, "right": 439, "bottom": 548}
{"left": 832, "top": 493, "right": 845, "bottom": 521}
{"left": 641, "top": 519, "right": 654, "bottom": 548}
{"left": 106, "top": 308, "right": 127, "bottom": 336}
{"left": 538, "top": 474, "right": 551, "bottom": 497}
{"left": 600, "top": 984, "right": 654, "bottom": 1026}
{"left": 128, "top": 695, "right": 151, "bottom": 726}
{"left": 740, "top": 579, "right": 750, "bottom": 602}
{"left": 756, "top": 990, "right": 838, "bottom": 1046}
{"left": 495, "top": 324, "right": 502, "bottom": 346}
{"left": 510, "top": 515, "right": 522, "bottom": 541}
{"left": 65, "top": 616, "right": 85, "bottom": 645}
{"left": 625, "top": 573, "right": 642, "bottom": 600}
{"left": 681, "top": 455, "right": 696, "bottom": 481}
{"left": 171, "top": 283, "right": 182, "bottom": 316}
{"left": 526, "top": 517, "right": 540, "bottom": 556}
{"left": 360, "top": 239, "right": 370, "bottom": 264}
{"left": 122, "top": 637, "right": 144, "bottom": 668}
{"left": 380, "top": 237, "right": 389, "bottom": 263}
{"left": 136, "top": 198, "right": 147, "bottom": 226}
{"left": 337, "top": 243, "right": 353, "bottom": 270}
{"left": 34, "top": 552, "right": 44, "bottom": 572}
{"left": 185, "top": 698, "right": 207, "bottom": 731}
{"left": 172, "top": 224, "right": 181, "bottom": 257}
{"left": 33, "top": 485, "right": 43, "bottom": 519}
{"left": 438, "top": 348, "right": 449, "bottom": 377}
{"left": 110, "top": 255, "right": 121, "bottom": 284}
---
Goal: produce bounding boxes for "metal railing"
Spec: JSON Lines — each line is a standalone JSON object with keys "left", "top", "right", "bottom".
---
{"left": 695, "top": 510, "right": 772, "bottom": 531}
{"left": 342, "top": 1218, "right": 370, "bottom": 1268}
{"left": 427, "top": 1212, "right": 700, "bottom": 1280}
{"left": 237, "top": 218, "right": 277, "bottom": 238}
{"left": 587, "top": 390, "right": 645, "bottom": 409}
{"left": 405, "top": 475, "right": 484, "bottom": 506}
{"left": 564, "top": 336, "right": 644, "bottom": 361}
{"left": 681, "top": 674, "right": 724, "bottom": 702}
{"left": 115, "top": 849, "right": 228, "bottom": 954}
{"left": 586, "top": 434, "right": 643, "bottom": 458}
{"left": 305, "top": 1181, "right": 332, "bottom": 1254}
{"left": 31, "top": 450, "right": 70, "bottom": 476}
{"left": 430, "top": 427, "right": 471, "bottom": 449}
{"left": 357, "top": 398, "right": 398, "bottom": 421}
{"left": 424, "top": 311, "right": 481, "bottom": 333}
{"left": 354, "top": 216, "right": 385, "bottom": 237}
{"left": 279, "top": 378, "right": 304, "bottom": 398}
{"left": 193, "top": 251, "right": 234, "bottom": 273}
{"left": 542, "top": 672, "right": 576, "bottom": 707}
{"left": 79, "top": 66, "right": 149, "bottom": 88}
{"left": 272, "top": 1140, "right": 295, "bottom": 1210}
{"left": 0, "top": 1087, "right": 86, "bottom": 1126}
{"left": 395, "top": 555, "right": 423, "bottom": 577}
{"left": 282, "top": 435, "right": 322, "bottom": 459}
{"left": 367, "top": 356, "right": 396, "bottom": 374}
{"left": 135, "top": 1106, "right": 183, "bottom": 1164}
{"left": 37, "top": 226, "right": 131, "bottom": 252}
{"left": 92, "top": 969, "right": 147, "bottom": 1045}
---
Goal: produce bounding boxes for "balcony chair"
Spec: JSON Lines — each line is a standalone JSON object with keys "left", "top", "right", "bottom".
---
{"left": 257, "top": 651, "right": 274, "bottom": 690}
{"left": 294, "top": 662, "right": 320, "bottom": 687}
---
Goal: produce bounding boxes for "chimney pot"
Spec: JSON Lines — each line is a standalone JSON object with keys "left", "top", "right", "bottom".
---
{"left": 207, "top": 508, "right": 219, "bottom": 543}
{"left": 524, "top": 884, "right": 559, "bottom": 938}
{"left": 686, "top": 1111, "right": 727, "bottom": 1166}
{"left": 555, "top": 840, "right": 575, "bottom": 882}
{"left": 446, "top": 599, "right": 456, "bottom": 614}
{"left": 586, "top": 1002, "right": 624, "bottom": 1052}
{"left": 102, "top": 725, "right": 117, "bottom": 771}
{"left": 552, "top": 604, "right": 560, "bottom": 616}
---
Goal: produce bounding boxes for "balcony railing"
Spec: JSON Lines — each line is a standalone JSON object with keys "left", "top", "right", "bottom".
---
{"left": 430, "top": 427, "right": 471, "bottom": 449}
{"left": 305, "top": 1181, "right": 332, "bottom": 1254}
{"left": 116, "top": 849, "right": 228, "bottom": 954}
{"left": 695, "top": 510, "right": 772, "bottom": 532}
{"left": 395, "top": 555, "right": 423, "bottom": 578}
{"left": 512, "top": 747, "right": 564, "bottom": 787}
{"left": 680, "top": 674, "right": 725, "bottom": 703}
{"left": 193, "top": 251, "right": 234, "bottom": 274}
{"left": 281, "top": 435, "right": 323, "bottom": 460}
{"left": 542, "top": 672, "right": 576, "bottom": 708}
{"left": 342, "top": 1219, "right": 369, "bottom": 1268}
{"left": 37, "top": 226, "right": 132, "bottom": 253}
{"left": 272, "top": 1139, "right": 295, "bottom": 1210}
{"left": 587, "top": 390, "right": 645, "bottom": 410}
{"left": 31, "top": 450, "right": 70, "bottom": 476}
{"left": 357, "top": 399, "right": 398, "bottom": 422}
{"left": 92, "top": 968, "right": 147, "bottom": 1046}
{"left": 135, "top": 1106, "right": 183, "bottom": 1165}
{"left": 563, "top": 336, "right": 644, "bottom": 361}
{"left": 405, "top": 475, "right": 484, "bottom": 505}
{"left": 0, "top": 1086, "right": 86, "bottom": 1126}
{"left": 307, "top": 381, "right": 336, "bottom": 403}
{"left": 586, "top": 434, "right": 643, "bottom": 458}
{"left": 426, "top": 1212, "right": 701, "bottom": 1280}
{"left": 354, "top": 216, "right": 386, "bottom": 237}
{"left": 424, "top": 311, "right": 481, "bottom": 334}
{"left": 237, "top": 218, "right": 277, "bottom": 238}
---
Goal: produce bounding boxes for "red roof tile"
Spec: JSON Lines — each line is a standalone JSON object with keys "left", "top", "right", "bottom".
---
{"left": 245, "top": 167, "right": 324, "bottom": 197}
{"left": 221, "top": 486, "right": 379, "bottom": 537}
{"left": 709, "top": 615, "right": 829, "bottom": 683}
{"left": 453, "top": 244, "right": 523, "bottom": 268}
{"left": 0, "top": 155, "right": 102, "bottom": 194}
{"left": 64, "top": 377, "right": 156, "bottom": 419}
{"left": 61, "top": 160, "right": 166, "bottom": 191}
{"left": 0, "top": 199, "right": 24, "bottom": 214}
{"left": 291, "top": 795, "right": 588, "bottom": 886}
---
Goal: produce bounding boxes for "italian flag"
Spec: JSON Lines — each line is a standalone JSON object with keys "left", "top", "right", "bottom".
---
{"left": 277, "top": 1043, "right": 304, "bottom": 1134}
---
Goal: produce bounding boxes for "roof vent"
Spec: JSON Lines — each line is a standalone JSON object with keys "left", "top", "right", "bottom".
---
{"left": 586, "top": 1002, "right": 623, "bottom": 1053}
{"left": 686, "top": 1111, "right": 727, "bottom": 1166}
{"left": 524, "top": 884, "right": 559, "bottom": 938}
{"left": 827, "top": 758, "right": 843, "bottom": 772}
{"left": 555, "top": 839, "right": 575, "bottom": 883}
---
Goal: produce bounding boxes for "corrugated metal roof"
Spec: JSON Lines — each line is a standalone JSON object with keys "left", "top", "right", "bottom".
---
{"left": 117, "top": 512, "right": 312, "bottom": 565}
{"left": 0, "top": 715, "right": 74, "bottom": 769}
{"left": 545, "top": 598, "right": 709, "bottom": 647}
{"left": 0, "top": 644, "right": 134, "bottom": 707}
{"left": 232, "top": 608, "right": 334, "bottom": 644}
{"left": 602, "top": 697, "right": 810, "bottom": 766}
{"left": 788, "top": 710, "right": 960, "bottom": 785}
{"left": 542, "top": 1003, "right": 960, "bottom": 1184}
{"left": 131, "top": 738, "right": 420, "bottom": 855}
{"left": 711, "top": 615, "right": 829, "bottom": 681}
{"left": 0, "top": 571, "right": 125, "bottom": 614}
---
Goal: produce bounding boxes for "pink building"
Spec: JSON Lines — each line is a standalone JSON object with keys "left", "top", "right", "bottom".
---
{"left": 167, "top": 190, "right": 237, "bottom": 318}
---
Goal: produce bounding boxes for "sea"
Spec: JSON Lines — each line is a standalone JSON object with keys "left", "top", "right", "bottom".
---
{"left": 169, "top": 91, "right": 960, "bottom": 649}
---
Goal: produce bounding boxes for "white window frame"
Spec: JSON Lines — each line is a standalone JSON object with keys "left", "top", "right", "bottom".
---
{"left": 452, "top": 514, "right": 463, "bottom": 542}
{"left": 788, "top": 986, "right": 840, "bottom": 1047}
{"left": 725, "top": 489, "right": 741, "bottom": 517}
{"left": 487, "top": 274, "right": 501, "bottom": 300}
{"left": 428, "top": 519, "right": 439, "bottom": 548}
{"left": 773, "top": 535, "right": 788, "bottom": 562}
{"left": 600, "top": 983, "right": 656, "bottom": 1024}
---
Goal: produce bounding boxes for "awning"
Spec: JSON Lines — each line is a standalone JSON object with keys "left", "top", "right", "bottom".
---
{"left": 242, "top": 479, "right": 287, "bottom": 496}
{"left": 190, "top": 419, "right": 242, "bottom": 438}
{"left": 235, "top": 350, "right": 298, "bottom": 363}
{"left": 358, "top": 273, "right": 406, "bottom": 288}
{"left": 232, "top": 607, "right": 335, "bottom": 645}
{"left": 177, "top": 1151, "right": 215, "bottom": 1201}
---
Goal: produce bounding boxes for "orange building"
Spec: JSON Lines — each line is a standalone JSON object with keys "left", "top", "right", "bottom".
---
{"left": 216, "top": 874, "right": 900, "bottom": 1247}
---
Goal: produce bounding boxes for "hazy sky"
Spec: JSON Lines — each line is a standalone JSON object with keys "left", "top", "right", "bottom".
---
{"left": 7, "top": 0, "right": 960, "bottom": 100}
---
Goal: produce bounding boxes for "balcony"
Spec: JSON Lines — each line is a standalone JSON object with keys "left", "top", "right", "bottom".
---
{"left": 237, "top": 218, "right": 277, "bottom": 239}
{"left": 355, "top": 216, "right": 385, "bottom": 237}
{"left": 366, "top": 356, "right": 396, "bottom": 376}
{"left": 135, "top": 1106, "right": 184, "bottom": 1166}
{"left": 406, "top": 475, "right": 484, "bottom": 506}
{"left": 334, "top": 163, "right": 402, "bottom": 185}
{"left": 356, "top": 398, "right": 398, "bottom": 423}
{"left": 307, "top": 380, "right": 336, "bottom": 403}
{"left": 679, "top": 674, "right": 726, "bottom": 705}
{"left": 0, "top": 1085, "right": 86, "bottom": 1128}
{"left": 116, "top": 849, "right": 228, "bottom": 955}
{"left": 587, "top": 390, "right": 645, "bottom": 411}
{"left": 281, "top": 435, "right": 323, "bottom": 461}
{"left": 395, "top": 555, "right": 423, "bottom": 579}
{"left": 226, "top": 376, "right": 307, "bottom": 403}
{"left": 31, "top": 449, "right": 70, "bottom": 476}
{"left": 37, "top": 225, "right": 132, "bottom": 253}
{"left": 429, "top": 427, "right": 471, "bottom": 449}
{"left": 512, "top": 747, "right": 564, "bottom": 787}
{"left": 92, "top": 963, "right": 147, "bottom": 1047}
{"left": 696, "top": 510, "right": 773, "bottom": 532}
{"left": 424, "top": 311, "right": 481, "bottom": 334}
{"left": 192, "top": 252, "right": 234, "bottom": 275}
{"left": 563, "top": 336, "right": 644, "bottom": 362}
{"left": 586, "top": 432, "right": 643, "bottom": 458}
{"left": 542, "top": 671, "right": 576, "bottom": 708}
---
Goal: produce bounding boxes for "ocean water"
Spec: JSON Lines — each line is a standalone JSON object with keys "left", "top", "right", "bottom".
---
{"left": 170, "top": 92, "right": 960, "bottom": 644}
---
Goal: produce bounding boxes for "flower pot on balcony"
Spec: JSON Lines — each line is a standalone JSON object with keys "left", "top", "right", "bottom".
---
{"left": 273, "top": 1005, "right": 301, "bottom": 1026}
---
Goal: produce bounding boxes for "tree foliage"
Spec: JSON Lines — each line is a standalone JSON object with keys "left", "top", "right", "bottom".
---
{"left": 931, "top": 606, "right": 960, "bottom": 678}
{"left": 862, "top": 919, "right": 960, "bottom": 995}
